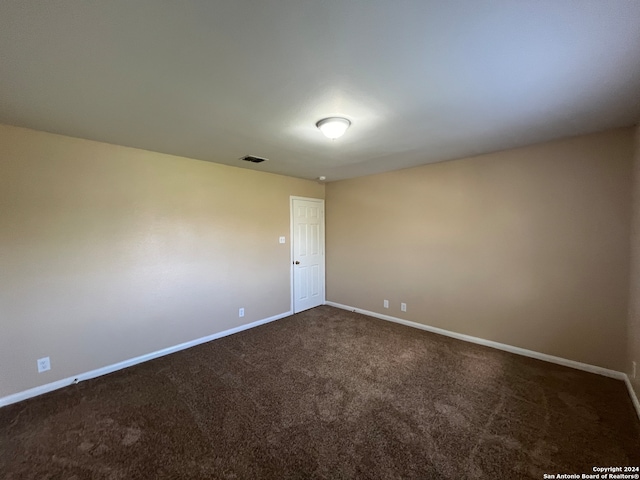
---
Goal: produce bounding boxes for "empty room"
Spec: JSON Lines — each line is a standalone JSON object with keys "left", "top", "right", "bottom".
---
{"left": 1, "top": 1, "right": 640, "bottom": 479}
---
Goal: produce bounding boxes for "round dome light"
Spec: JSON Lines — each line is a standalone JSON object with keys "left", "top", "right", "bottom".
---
{"left": 316, "top": 117, "right": 351, "bottom": 139}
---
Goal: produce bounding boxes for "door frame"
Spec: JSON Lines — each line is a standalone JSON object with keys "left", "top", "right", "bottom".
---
{"left": 290, "top": 196, "right": 326, "bottom": 314}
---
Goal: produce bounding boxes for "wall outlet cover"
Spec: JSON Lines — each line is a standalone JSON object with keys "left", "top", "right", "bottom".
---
{"left": 37, "top": 357, "right": 51, "bottom": 373}
{"left": 279, "top": 236, "right": 286, "bottom": 244}
{"left": 401, "top": 303, "right": 407, "bottom": 312}
{"left": 239, "top": 308, "right": 245, "bottom": 318}
{"left": 383, "top": 300, "right": 389, "bottom": 308}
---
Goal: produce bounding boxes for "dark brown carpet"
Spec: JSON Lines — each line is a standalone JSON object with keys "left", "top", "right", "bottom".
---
{"left": 1, "top": 305, "right": 639, "bottom": 479}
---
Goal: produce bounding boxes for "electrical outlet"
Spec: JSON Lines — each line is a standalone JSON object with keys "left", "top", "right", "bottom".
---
{"left": 383, "top": 299, "right": 389, "bottom": 309}
{"left": 633, "top": 361, "right": 637, "bottom": 379}
{"left": 279, "top": 236, "right": 286, "bottom": 244}
{"left": 239, "top": 308, "right": 245, "bottom": 318}
{"left": 401, "top": 303, "right": 407, "bottom": 312}
{"left": 37, "top": 357, "right": 51, "bottom": 373}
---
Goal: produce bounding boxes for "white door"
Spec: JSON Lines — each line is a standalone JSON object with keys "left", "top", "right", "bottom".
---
{"left": 291, "top": 197, "right": 325, "bottom": 313}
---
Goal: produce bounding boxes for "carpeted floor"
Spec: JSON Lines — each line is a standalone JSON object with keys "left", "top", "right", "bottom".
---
{"left": 1, "top": 305, "right": 639, "bottom": 479}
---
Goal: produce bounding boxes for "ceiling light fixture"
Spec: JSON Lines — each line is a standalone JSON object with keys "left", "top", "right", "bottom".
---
{"left": 316, "top": 117, "right": 351, "bottom": 140}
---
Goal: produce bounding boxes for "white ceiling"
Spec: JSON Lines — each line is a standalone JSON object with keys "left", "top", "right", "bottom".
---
{"left": 1, "top": 1, "right": 639, "bottom": 181}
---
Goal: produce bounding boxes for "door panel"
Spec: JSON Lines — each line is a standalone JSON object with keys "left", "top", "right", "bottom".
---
{"left": 292, "top": 198, "right": 325, "bottom": 313}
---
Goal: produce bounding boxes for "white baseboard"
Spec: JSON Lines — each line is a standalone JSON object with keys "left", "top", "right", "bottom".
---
{"left": 326, "top": 301, "right": 626, "bottom": 379}
{"left": 325, "top": 301, "right": 640, "bottom": 420}
{"left": 0, "top": 311, "right": 291, "bottom": 408}
{"left": 624, "top": 376, "right": 640, "bottom": 421}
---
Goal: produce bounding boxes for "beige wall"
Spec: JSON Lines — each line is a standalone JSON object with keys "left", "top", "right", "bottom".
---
{"left": 326, "top": 128, "right": 633, "bottom": 371}
{"left": 0, "top": 124, "right": 324, "bottom": 399}
{"left": 629, "top": 124, "right": 640, "bottom": 396}
{"left": 1, "top": 122, "right": 635, "bottom": 402}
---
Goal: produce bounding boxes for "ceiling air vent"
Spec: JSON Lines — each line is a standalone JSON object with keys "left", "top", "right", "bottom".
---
{"left": 240, "top": 155, "right": 268, "bottom": 163}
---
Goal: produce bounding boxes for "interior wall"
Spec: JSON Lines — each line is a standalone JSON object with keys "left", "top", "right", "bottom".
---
{"left": 326, "top": 128, "right": 633, "bottom": 371}
{"left": 629, "top": 124, "right": 640, "bottom": 396}
{"left": 0, "top": 124, "right": 324, "bottom": 399}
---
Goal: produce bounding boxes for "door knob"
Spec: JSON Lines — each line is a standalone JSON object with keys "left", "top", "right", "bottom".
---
{"left": 294, "top": 261, "right": 300, "bottom": 265}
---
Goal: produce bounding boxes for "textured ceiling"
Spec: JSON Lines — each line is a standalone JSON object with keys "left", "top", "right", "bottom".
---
{"left": 1, "top": 1, "right": 639, "bottom": 181}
